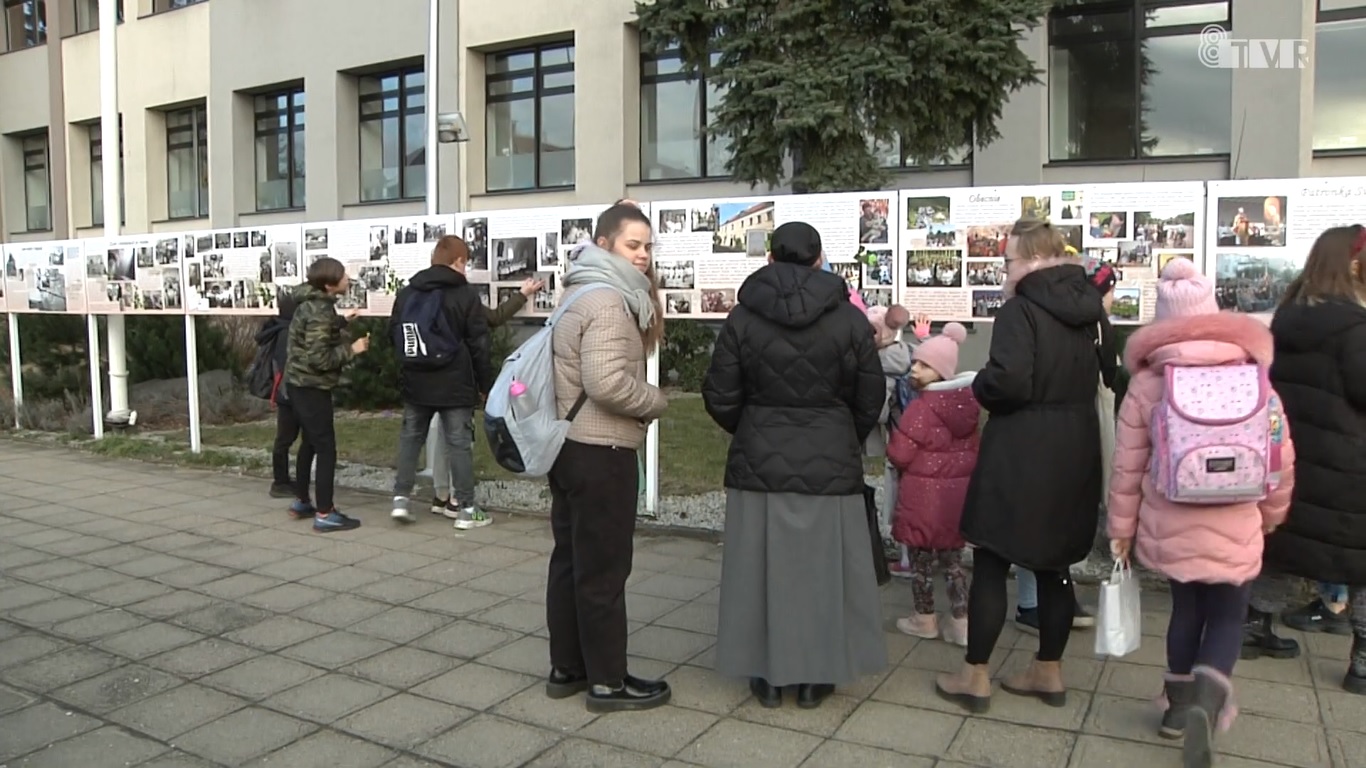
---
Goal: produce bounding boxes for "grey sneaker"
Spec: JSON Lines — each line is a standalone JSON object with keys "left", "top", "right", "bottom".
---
{"left": 391, "top": 496, "right": 413, "bottom": 522}
{"left": 454, "top": 506, "right": 492, "bottom": 530}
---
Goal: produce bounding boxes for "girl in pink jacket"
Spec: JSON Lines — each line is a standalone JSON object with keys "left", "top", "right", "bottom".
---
{"left": 887, "top": 323, "right": 980, "bottom": 647}
{"left": 1107, "top": 259, "right": 1295, "bottom": 767}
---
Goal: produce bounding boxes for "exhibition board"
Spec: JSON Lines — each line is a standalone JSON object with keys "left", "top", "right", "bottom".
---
{"left": 182, "top": 225, "right": 306, "bottom": 315}
{"left": 85, "top": 234, "right": 186, "bottom": 314}
{"left": 2, "top": 240, "right": 89, "bottom": 314}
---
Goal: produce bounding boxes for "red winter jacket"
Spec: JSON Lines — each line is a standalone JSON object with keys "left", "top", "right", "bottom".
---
{"left": 888, "top": 372, "right": 981, "bottom": 550}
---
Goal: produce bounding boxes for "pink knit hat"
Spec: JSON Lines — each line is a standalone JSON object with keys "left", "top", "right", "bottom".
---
{"left": 912, "top": 322, "right": 968, "bottom": 381}
{"left": 1155, "top": 258, "right": 1219, "bottom": 320}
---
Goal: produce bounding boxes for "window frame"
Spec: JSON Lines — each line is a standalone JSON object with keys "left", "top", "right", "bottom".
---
{"left": 148, "top": 0, "right": 205, "bottom": 16}
{"left": 253, "top": 87, "right": 306, "bottom": 212}
{"left": 358, "top": 66, "right": 426, "bottom": 202}
{"left": 165, "top": 103, "right": 208, "bottom": 219}
{"left": 71, "top": 0, "right": 122, "bottom": 35}
{"left": 4, "top": 0, "right": 46, "bottom": 50}
{"left": 1314, "top": 1, "right": 1366, "bottom": 153}
{"left": 1046, "top": 0, "right": 1232, "bottom": 162}
{"left": 20, "top": 131, "right": 50, "bottom": 232}
{"left": 639, "top": 47, "right": 729, "bottom": 181}
{"left": 484, "top": 41, "right": 576, "bottom": 192}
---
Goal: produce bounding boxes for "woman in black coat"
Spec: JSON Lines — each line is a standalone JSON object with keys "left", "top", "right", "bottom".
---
{"left": 702, "top": 222, "right": 887, "bottom": 710}
{"left": 936, "top": 219, "right": 1112, "bottom": 713}
{"left": 1263, "top": 224, "right": 1366, "bottom": 695}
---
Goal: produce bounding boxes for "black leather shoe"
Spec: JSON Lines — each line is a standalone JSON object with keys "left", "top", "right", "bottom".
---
{"left": 1242, "top": 608, "right": 1300, "bottom": 660}
{"left": 750, "top": 677, "right": 781, "bottom": 708}
{"left": 545, "top": 668, "right": 588, "bottom": 699}
{"left": 796, "top": 683, "right": 835, "bottom": 709}
{"left": 585, "top": 674, "right": 671, "bottom": 713}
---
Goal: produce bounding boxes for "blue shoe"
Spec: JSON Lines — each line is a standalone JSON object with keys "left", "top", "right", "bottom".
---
{"left": 289, "top": 499, "right": 316, "bottom": 520}
{"left": 313, "top": 509, "right": 361, "bottom": 533}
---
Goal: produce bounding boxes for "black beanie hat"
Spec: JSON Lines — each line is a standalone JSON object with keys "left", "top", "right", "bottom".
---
{"left": 769, "top": 221, "right": 823, "bottom": 267}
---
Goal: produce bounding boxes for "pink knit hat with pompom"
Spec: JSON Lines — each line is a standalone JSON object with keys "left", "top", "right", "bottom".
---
{"left": 913, "top": 322, "right": 968, "bottom": 381}
{"left": 1155, "top": 257, "right": 1219, "bottom": 320}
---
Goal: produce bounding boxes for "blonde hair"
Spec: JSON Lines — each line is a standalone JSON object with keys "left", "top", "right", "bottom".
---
{"left": 1009, "top": 218, "right": 1068, "bottom": 261}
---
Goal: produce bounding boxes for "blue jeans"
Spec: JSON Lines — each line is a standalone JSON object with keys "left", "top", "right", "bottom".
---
{"left": 1017, "top": 568, "right": 1039, "bottom": 610}
{"left": 1321, "top": 582, "right": 1349, "bottom": 604}
{"left": 394, "top": 405, "right": 475, "bottom": 507}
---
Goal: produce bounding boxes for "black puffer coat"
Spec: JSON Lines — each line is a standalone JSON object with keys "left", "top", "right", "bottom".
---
{"left": 702, "top": 262, "right": 884, "bottom": 496}
{"left": 1265, "top": 298, "right": 1366, "bottom": 585}
{"left": 960, "top": 263, "right": 1112, "bottom": 571}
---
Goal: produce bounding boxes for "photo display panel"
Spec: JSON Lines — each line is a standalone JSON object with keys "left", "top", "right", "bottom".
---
{"left": 461, "top": 203, "right": 620, "bottom": 318}
{"left": 898, "top": 181, "right": 1205, "bottom": 324}
{"left": 2, "top": 240, "right": 90, "bottom": 314}
{"left": 296, "top": 215, "right": 457, "bottom": 316}
{"left": 86, "top": 234, "right": 186, "bottom": 314}
{"left": 649, "top": 193, "right": 898, "bottom": 318}
{"left": 1205, "top": 177, "right": 1366, "bottom": 316}
{"left": 182, "top": 225, "right": 303, "bottom": 315}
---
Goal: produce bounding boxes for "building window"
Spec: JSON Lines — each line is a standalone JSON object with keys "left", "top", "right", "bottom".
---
{"left": 73, "top": 0, "right": 121, "bottom": 34}
{"left": 89, "top": 121, "right": 125, "bottom": 227}
{"left": 167, "top": 105, "right": 208, "bottom": 218}
{"left": 152, "top": 0, "right": 205, "bottom": 13}
{"left": 640, "top": 48, "right": 731, "bottom": 181}
{"left": 485, "top": 43, "right": 575, "bottom": 191}
{"left": 359, "top": 68, "right": 425, "bottom": 202}
{"left": 254, "top": 88, "right": 306, "bottom": 211}
{"left": 1315, "top": 1, "right": 1366, "bottom": 151}
{"left": 871, "top": 132, "right": 974, "bottom": 170}
{"left": 4, "top": 0, "right": 45, "bottom": 51}
{"left": 20, "top": 132, "right": 50, "bottom": 231}
{"left": 1048, "top": 0, "right": 1231, "bottom": 161}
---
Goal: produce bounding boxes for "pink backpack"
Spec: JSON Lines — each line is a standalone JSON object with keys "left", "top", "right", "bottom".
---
{"left": 1149, "top": 363, "right": 1283, "bottom": 504}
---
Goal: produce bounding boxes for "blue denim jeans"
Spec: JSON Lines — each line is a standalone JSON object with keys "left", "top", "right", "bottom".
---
{"left": 395, "top": 405, "right": 475, "bottom": 507}
{"left": 1321, "top": 582, "right": 1349, "bottom": 605}
{"left": 1017, "top": 567, "right": 1038, "bottom": 610}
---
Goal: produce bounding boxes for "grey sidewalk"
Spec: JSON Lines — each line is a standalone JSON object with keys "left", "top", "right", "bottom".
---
{"left": 0, "top": 441, "right": 1359, "bottom": 768}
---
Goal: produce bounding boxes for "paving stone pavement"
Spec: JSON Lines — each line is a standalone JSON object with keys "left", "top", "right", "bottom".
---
{"left": 0, "top": 441, "right": 1362, "bottom": 768}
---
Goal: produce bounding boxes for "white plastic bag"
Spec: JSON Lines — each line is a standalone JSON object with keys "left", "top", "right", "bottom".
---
{"left": 1094, "top": 561, "right": 1142, "bottom": 658}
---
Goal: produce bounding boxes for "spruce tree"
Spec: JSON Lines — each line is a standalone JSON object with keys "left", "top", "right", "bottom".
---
{"left": 636, "top": 0, "right": 1055, "bottom": 192}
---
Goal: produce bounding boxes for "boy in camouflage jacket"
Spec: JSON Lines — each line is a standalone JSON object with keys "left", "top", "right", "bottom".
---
{"left": 285, "top": 257, "right": 369, "bottom": 532}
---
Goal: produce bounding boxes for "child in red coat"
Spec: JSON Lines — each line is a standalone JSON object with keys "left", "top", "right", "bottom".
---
{"left": 888, "top": 322, "right": 981, "bottom": 646}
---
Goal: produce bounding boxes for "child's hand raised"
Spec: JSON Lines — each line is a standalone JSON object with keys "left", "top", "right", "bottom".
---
{"left": 912, "top": 313, "right": 932, "bottom": 340}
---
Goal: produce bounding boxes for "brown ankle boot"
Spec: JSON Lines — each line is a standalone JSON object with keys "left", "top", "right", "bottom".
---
{"left": 935, "top": 662, "right": 991, "bottom": 713}
{"left": 1001, "top": 659, "right": 1067, "bottom": 707}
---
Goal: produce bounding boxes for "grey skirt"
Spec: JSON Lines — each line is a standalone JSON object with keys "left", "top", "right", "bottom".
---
{"left": 714, "top": 489, "right": 889, "bottom": 687}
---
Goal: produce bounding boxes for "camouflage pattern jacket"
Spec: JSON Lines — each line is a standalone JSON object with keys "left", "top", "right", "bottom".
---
{"left": 284, "top": 284, "right": 354, "bottom": 390}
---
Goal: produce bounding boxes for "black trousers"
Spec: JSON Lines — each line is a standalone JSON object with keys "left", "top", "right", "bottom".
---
{"left": 546, "top": 440, "right": 639, "bottom": 685}
{"left": 272, "top": 399, "right": 301, "bottom": 485}
{"left": 290, "top": 386, "right": 337, "bottom": 511}
{"left": 967, "top": 547, "right": 1074, "bottom": 664}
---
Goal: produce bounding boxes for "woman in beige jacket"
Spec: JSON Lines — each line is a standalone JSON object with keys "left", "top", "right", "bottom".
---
{"left": 544, "top": 203, "right": 670, "bottom": 714}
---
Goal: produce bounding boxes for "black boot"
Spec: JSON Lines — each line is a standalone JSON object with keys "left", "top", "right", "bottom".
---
{"left": 1345, "top": 632, "right": 1366, "bottom": 696}
{"left": 585, "top": 674, "right": 671, "bottom": 713}
{"left": 544, "top": 667, "right": 588, "bottom": 699}
{"left": 1184, "top": 666, "right": 1233, "bottom": 768}
{"left": 1242, "top": 607, "right": 1300, "bottom": 660}
{"left": 1159, "top": 673, "right": 1195, "bottom": 740}
{"left": 750, "top": 677, "right": 781, "bottom": 708}
{"left": 796, "top": 683, "right": 835, "bottom": 709}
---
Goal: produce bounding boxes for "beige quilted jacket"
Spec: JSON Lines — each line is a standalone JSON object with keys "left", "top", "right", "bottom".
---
{"left": 551, "top": 284, "right": 668, "bottom": 449}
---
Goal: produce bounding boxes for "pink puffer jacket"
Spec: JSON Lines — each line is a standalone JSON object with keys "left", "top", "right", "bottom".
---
{"left": 1107, "top": 312, "right": 1295, "bottom": 585}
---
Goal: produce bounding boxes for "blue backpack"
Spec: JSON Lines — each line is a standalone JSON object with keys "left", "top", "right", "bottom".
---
{"left": 393, "top": 289, "right": 461, "bottom": 370}
{"left": 887, "top": 373, "right": 918, "bottom": 429}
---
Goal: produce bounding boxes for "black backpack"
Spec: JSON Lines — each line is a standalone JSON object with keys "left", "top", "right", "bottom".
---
{"left": 245, "top": 343, "right": 275, "bottom": 400}
{"left": 393, "top": 288, "right": 461, "bottom": 370}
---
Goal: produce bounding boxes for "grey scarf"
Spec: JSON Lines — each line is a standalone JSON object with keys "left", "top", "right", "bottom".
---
{"left": 564, "top": 243, "right": 657, "bottom": 334}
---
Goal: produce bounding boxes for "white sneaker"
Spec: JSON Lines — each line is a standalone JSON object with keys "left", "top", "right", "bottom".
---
{"left": 454, "top": 506, "right": 492, "bottom": 530}
{"left": 391, "top": 496, "right": 413, "bottom": 522}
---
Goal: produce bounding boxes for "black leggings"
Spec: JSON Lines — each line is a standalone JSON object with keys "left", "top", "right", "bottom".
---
{"left": 967, "top": 547, "right": 1073, "bottom": 664}
{"left": 290, "top": 386, "right": 336, "bottom": 511}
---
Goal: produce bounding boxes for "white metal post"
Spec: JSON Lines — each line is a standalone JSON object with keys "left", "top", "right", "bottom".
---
{"left": 644, "top": 348, "right": 660, "bottom": 516}
{"left": 185, "top": 316, "right": 202, "bottom": 453}
{"left": 100, "top": 0, "right": 131, "bottom": 427}
{"left": 420, "top": 0, "right": 442, "bottom": 481}
{"left": 87, "top": 315, "right": 105, "bottom": 439}
{"left": 7, "top": 314, "right": 21, "bottom": 428}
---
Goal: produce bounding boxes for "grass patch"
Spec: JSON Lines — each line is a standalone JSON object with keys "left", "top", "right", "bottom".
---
{"left": 76, "top": 434, "right": 269, "bottom": 474}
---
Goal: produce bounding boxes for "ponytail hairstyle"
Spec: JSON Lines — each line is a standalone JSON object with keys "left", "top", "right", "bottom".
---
{"left": 1002, "top": 218, "right": 1079, "bottom": 298}
{"left": 593, "top": 203, "right": 666, "bottom": 353}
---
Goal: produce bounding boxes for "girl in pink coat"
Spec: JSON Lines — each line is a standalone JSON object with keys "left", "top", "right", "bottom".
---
{"left": 887, "top": 323, "right": 980, "bottom": 646}
{"left": 1107, "top": 259, "right": 1295, "bottom": 767}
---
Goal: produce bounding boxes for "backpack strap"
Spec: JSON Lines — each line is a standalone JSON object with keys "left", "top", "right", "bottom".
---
{"left": 566, "top": 391, "right": 589, "bottom": 422}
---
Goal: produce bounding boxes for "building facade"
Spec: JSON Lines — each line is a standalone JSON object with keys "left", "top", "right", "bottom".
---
{"left": 1, "top": 0, "right": 1364, "bottom": 246}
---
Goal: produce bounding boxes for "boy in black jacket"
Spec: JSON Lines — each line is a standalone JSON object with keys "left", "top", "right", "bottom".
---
{"left": 254, "top": 289, "right": 299, "bottom": 497}
{"left": 388, "top": 236, "right": 494, "bottom": 529}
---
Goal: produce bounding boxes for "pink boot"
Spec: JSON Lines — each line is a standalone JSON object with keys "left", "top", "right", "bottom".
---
{"left": 942, "top": 615, "right": 968, "bottom": 647}
{"left": 896, "top": 613, "right": 939, "bottom": 639}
